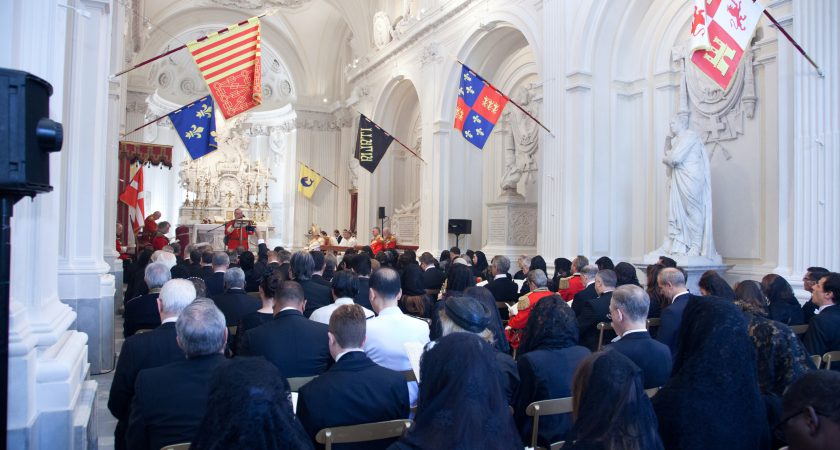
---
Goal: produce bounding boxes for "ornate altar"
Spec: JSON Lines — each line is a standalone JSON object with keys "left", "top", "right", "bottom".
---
{"left": 176, "top": 117, "right": 275, "bottom": 248}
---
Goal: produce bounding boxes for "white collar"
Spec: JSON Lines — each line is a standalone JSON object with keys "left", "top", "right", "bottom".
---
{"left": 376, "top": 305, "right": 402, "bottom": 316}
{"left": 334, "top": 297, "right": 355, "bottom": 305}
{"left": 817, "top": 303, "right": 836, "bottom": 314}
{"left": 279, "top": 306, "right": 301, "bottom": 313}
{"left": 161, "top": 316, "right": 178, "bottom": 324}
{"left": 424, "top": 265, "right": 435, "bottom": 271}
{"left": 335, "top": 348, "right": 364, "bottom": 362}
{"left": 611, "top": 328, "right": 647, "bottom": 343}
{"left": 672, "top": 291, "right": 690, "bottom": 301}
{"left": 494, "top": 274, "right": 507, "bottom": 280}
{"left": 586, "top": 280, "right": 595, "bottom": 287}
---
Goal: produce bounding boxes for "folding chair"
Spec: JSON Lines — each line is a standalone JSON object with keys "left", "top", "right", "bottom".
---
{"left": 315, "top": 419, "right": 413, "bottom": 450}
{"left": 810, "top": 355, "right": 822, "bottom": 369}
{"left": 822, "top": 351, "right": 840, "bottom": 370}
{"left": 288, "top": 375, "right": 318, "bottom": 391}
{"left": 525, "top": 397, "right": 572, "bottom": 450}
{"left": 161, "top": 443, "right": 190, "bottom": 450}
{"left": 596, "top": 322, "right": 614, "bottom": 351}
{"left": 790, "top": 324, "right": 808, "bottom": 337}
{"left": 645, "top": 387, "right": 660, "bottom": 398}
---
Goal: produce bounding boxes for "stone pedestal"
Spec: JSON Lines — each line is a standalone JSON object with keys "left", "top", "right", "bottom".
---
{"left": 636, "top": 254, "right": 732, "bottom": 295}
{"left": 483, "top": 199, "right": 538, "bottom": 261}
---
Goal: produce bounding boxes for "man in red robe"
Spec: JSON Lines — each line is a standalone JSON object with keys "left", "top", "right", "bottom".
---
{"left": 224, "top": 208, "right": 254, "bottom": 250}
{"left": 152, "top": 221, "right": 171, "bottom": 251}
{"left": 369, "top": 226, "right": 385, "bottom": 255}
{"left": 141, "top": 211, "right": 161, "bottom": 246}
{"left": 383, "top": 227, "right": 397, "bottom": 251}
{"left": 558, "top": 255, "right": 589, "bottom": 301}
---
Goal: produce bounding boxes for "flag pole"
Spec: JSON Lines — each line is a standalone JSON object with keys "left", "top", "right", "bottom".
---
{"left": 111, "top": 11, "right": 273, "bottom": 78}
{"left": 454, "top": 58, "right": 556, "bottom": 138}
{"left": 759, "top": 7, "right": 823, "bottom": 77}
{"left": 121, "top": 96, "right": 209, "bottom": 138}
{"left": 354, "top": 111, "right": 426, "bottom": 164}
{"left": 297, "top": 161, "right": 339, "bottom": 188}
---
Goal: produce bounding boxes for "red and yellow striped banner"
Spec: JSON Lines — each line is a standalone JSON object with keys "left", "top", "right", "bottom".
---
{"left": 188, "top": 17, "right": 262, "bottom": 118}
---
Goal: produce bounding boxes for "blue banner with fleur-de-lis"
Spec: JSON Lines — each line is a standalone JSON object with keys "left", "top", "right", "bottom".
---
{"left": 454, "top": 64, "right": 509, "bottom": 150}
{"left": 169, "top": 96, "right": 218, "bottom": 160}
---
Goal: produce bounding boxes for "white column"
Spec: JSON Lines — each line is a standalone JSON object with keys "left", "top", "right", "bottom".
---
{"left": 1, "top": 0, "right": 97, "bottom": 448}
{"left": 56, "top": 0, "right": 116, "bottom": 375}
{"left": 788, "top": 0, "right": 840, "bottom": 274}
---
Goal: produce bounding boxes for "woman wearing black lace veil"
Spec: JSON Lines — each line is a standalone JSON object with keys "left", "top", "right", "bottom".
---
{"left": 762, "top": 274, "right": 805, "bottom": 325}
{"left": 191, "top": 357, "right": 313, "bottom": 450}
{"left": 512, "top": 295, "right": 590, "bottom": 447}
{"left": 564, "top": 351, "right": 663, "bottom": 450}
{"left": 652, "top": 297, "right": 770, "bottom": 449}
{"left": 387, "top": 333, "right": 522, "bottom": 450}
{"left": 697, "top": 270, "right": 736, "bottom": 300}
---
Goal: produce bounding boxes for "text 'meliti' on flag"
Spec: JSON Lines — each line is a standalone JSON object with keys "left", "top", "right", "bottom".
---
{"left": 119, "top": 165, "right": 145, "bottom": 236}
{"left": 454, "top": 64, "right": 509, "bottom": 150}
{"left": 188, "top": 17, "right": 262, "bottom": 119}
{"left": 354, "top": 114, "right": 394, "bottom": 174}
{"left": 690, "top": 0, "right": 764, "bottom": 90}
{"left": 169, "top": 96, "right": 218, "bottom": 160}
{"left": 298, "top": 163, "right": 323, "bottom": 199}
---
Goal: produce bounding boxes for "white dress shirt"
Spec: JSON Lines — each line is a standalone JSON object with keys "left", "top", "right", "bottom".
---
{"left": 309, "top": 298, "right": 375, "bottom": 324}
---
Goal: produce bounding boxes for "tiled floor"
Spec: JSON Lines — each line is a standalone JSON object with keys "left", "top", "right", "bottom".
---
{"left": 90, "top": 311, "right": 124, "bottom": 450}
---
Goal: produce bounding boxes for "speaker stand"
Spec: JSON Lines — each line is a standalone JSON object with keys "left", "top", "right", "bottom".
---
{"left": 453, "top": 233, "right": 461, "bottom": 249}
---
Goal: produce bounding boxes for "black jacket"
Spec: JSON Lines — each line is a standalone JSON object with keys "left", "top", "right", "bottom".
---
{"left": 804, "top": 304, "right": 840, "bottom": 361}
{"left": 571, "top": 283, "right": 597, "bottom": 317}
{"left": 486, "top": 276, "right": 519, "bottom": 303}
{"left": 239, "top": 309, "right": 331, "bottom": 377}
{"left": 203, "top": 271, "right": 225, "bottom": 297}
{"left": 299, "top": 279, "right": 333, "bottom": 318}
{"left": 421, "top": 267, "right": 446, "bottom": 291}
{"left": 123, "top": 292, "right": 162, "bottom": 338}
{"left": 606, "top": 331, "right": 672, "bottom": 388}
{"left": 577, "top": 291, "right": 613, "bottom": 351}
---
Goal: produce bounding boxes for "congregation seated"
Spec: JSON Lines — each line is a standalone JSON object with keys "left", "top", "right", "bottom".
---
{"left": 126, "top": 299, "right": 228, "bottom": 450}
{"left": 125, "top": 247, "right": 154, "bottom": 300}
{"left": 652, "top": 297, "right": 771, "bottom": 449}
{"left": 237, "top": 270, "right": 278, "bottom": 338}
{"left": 297, "top": 304, "right": 410, "bottom": 450}
{"left": 309, "top": 270, "right": 374, "bottom": 325}
{"left": 397, "top": 251, "right": 428, "bottom": 317}
{"left": 698, "top": 270, "right": 736, "bottom": 300}
{"left": 123, "top": 262, "right": 170, "bottom": 337}
{"left": 655, "top": 267, "right": 699, "bottom": 355}
{"left": 203, "top": 252, "right": 229, "bottom": 297}
{"left": 239, "top": 280, "right": 331, "bottom": 377}
{"left": 605, "top": 284, "right": 672, "bottom": 389}
{"left": 428, "top": 264, "right": 476, "bottom": 339}
{"left": 388, "top": 333, "right": 523, "bottom": 449}
{"left": 802, "top": 272, "right": 840, "bottom": 361}
{"left": 550, "top": 257, "right": 572, "bottom": 293}
{"left": 349, "top": 254, "right": 374, "bottom": 310}
{"left": 289, "top": 251, "right": 334, "bottom": 318}
{"left": 363, "top": 267, "right": 430, "bottom": 407}
{"left": 519, "top": 255, "right": 547, "bottom": 295}
{"left": 485, "top": 255, "right": 519, "bottom": 305}
{"left": 512, "top": 295, "right": 590, "bottom": 447}
{"left": 191, "top": 357, "right": 314, "bottom": 450}
{"left": 464, "top": 286, "right": 510, "bottom": 355}
{"left": 418, "top": 252, "right": 445, "bottom": 292}
{"left": 109, "top": 279, "right": 195, "bottom": 450}
{"left": 558, "top": 255, "right": 589, "bottom": 301}
{"left": 801, "top": 266, "right": 830, "bottom": 323}
{"left": 563, "top": 351, "right": 664, "bottom": 450}
{"left": 310, "top": 250, "right": 331, "bottom": 288}
{"left": 763, "top": 274, "right": 806, "bottom": 326}
{"left": 238, "top": 250, "right": 263, "bottom": 292}
{"left": 197, "top": 250, "right": 214, "bottom": 279}
{"left": 779, "top": 370, "right": 840, "bottom": 449}
{"left": 437, "top": 295, "right": 519, "bottom": 403}
{"left": 570, "top": 265, "right": 598, "bottom": 317}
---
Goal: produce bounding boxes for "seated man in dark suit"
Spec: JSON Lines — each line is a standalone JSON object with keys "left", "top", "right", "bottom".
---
{"left": 123, "top": 262, "right": 171, "bottom": 337}
{"left": 803, "top": 272, "right": 840, "bottom": 364}
{"left": 127, "top": 299, "right": 228, "bottom": 450}
{"left": 350, "top": 254, "right": 374, "bottom": 310}
{"left": 310, "top": 250, "right": 332, "bottom": 288}
{"left": 606, "top": 284, "right": 672, "bottom": 388}
{"left": 297, "top": 304, "right": 409, "bottom": 450}
{"left": 109, "top": 279, "right": 195, "bottom": 450}
{"left": 239, "top": 280, "right": 332, "bottom": 377}
{"left": 211, "top": 267, "right": 260, "bottom": 352}
{"left": 655, "top": 267, "right": 696, "bottom": 356}
{"left": 571, "top": 265, "right": 599, "bottom": 317}
{"left": 577, "top": 269, "right": 616, "bottom": 351}
{"left": 289, "top": 251, "right": 333, "bottom": 317}
{"left": 485, "top": 255, "right": 518, "bottom": 321}
{"left": 419, "top": 252, "right": 446, "bottom": 292}
{"left": 197, "top": 250, "right": 214, "bottom": 279}
{"left": 203, "top": 251, "right": 229, "bottom": 297}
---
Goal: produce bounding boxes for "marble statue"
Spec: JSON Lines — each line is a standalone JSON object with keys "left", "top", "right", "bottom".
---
{"left": 500, "top": 87, "right": 539, "bottom": 196}
{"left": 658, "top": 114, "right": 717, "bottom": 258}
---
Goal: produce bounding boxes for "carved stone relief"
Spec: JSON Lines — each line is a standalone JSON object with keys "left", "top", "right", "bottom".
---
{"left": 373, "top": 11, "right": 394, "bottom": 50}
{"left": 204, "top": 0, "right": 312, "bottom": 9}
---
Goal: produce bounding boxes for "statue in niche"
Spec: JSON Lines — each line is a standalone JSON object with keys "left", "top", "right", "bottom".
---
{"left": 500, "top": 87, "right": 539, "bottom": 197}
{"left": 657, "top": 114, "right": 718, "bottom": 258}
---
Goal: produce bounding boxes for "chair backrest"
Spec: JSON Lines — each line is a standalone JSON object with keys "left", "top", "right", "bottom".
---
{"left": 288, "top": 375, "right": 317, "bottom": 391}
{"left": 810, "top": 355, "right": 822, "bottom": 369}
{"left": 526, "top": 397, "right": 573, "bottom": 449}
{"left": 791, "top": 324, "right": 809, "bottom": 336}
{"left": 161, "top": 443, "right": 190, "bottom": 450}
{"left": 227, "top": 325, "right": 238, "bottom": 336}
{"left": 822, "top": 351, "right": 840, "bottom": 370}
{"left": 247, "top": 291, "right": 262, "bottom": 299}
{"left": 134, "top": 328, "right": 153, "bottom": 335}
{"left": 646, "top": 318, "right": 661, "bottom": 329}
{"left": 596, "top": 322, "right": 614, "bottom": 351}
{"left": 400, "top": 369, "right": 417, "bottom": 383}
{"left": 645, "top": 387, "right": 660, "bottom": 398}
{"left": 315, "top": 419, "right": 413, "bottom": 450}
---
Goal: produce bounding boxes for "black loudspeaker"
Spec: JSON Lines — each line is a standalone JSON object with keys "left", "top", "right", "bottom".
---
{"left": 448, "top": 219, "right": 472, "bottom": 235}
{"left": 378, "top": 206, "right": 386, "bottom": 219}
{"left": 0, "top": 68, "right": 63, "bottom": 196}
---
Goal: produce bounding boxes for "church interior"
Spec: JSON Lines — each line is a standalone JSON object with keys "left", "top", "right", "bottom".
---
{"left": 1, "top": 0, "right": 838, "bottom": 448}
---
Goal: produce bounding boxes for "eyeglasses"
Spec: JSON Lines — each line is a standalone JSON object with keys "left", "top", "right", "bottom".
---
{"left": 773, "top": 408, "right": 827, "bottom": 441}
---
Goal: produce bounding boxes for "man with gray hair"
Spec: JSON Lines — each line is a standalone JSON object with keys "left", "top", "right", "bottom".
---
{"left": 487, "top": 255, "right": 519, "bottom": 307}
{"left": 559, "top": 255, "right": 590, "bottom": 301}
{"left": 127, "top": 299, "right": 227, "bottom": 450}
{"left": 124, "top": 262, "right": 172, "bottom": 337}
{"left": 203, "top": 251, "right": 230, "bottom": 296}
{"left": 656, "top": 267, "right": 697, "bottom": 355}
{"left": 211, "top": 267, "right": 260, "bottom": 353}
{"left": 571, "top": 264, "right": 600, "bottom": 317}
{"left": 506, "top": 269, "right": 553, "bottom": 350}
{"left": 577, "top": 269, "right": 617, "bottom": 351}
{"left": 606, "top": 284, "right": 672, "bottom": 388}
{"left": 109, "top": 279, "right": 196, "bottom": 450}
